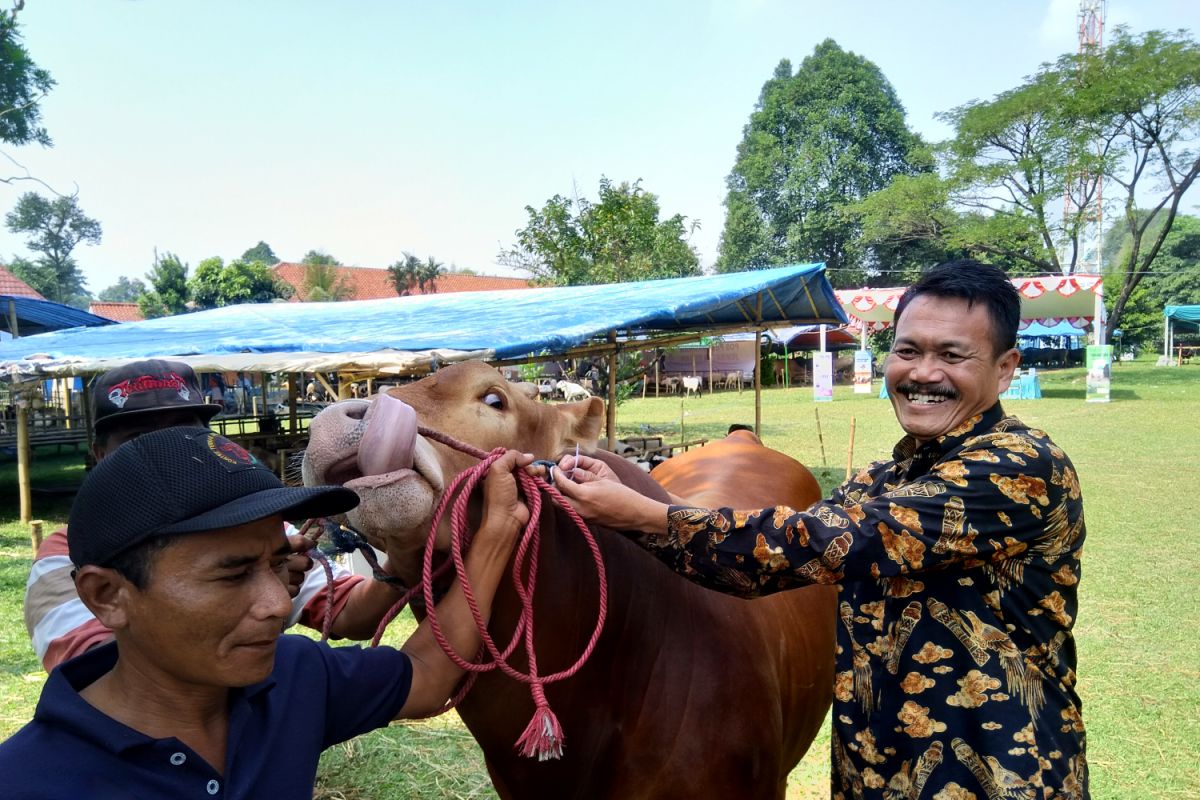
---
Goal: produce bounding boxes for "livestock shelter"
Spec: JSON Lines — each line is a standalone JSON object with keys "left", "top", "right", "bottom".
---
{"left": 0, "top": 265, "right": 848, "bottom": 521}
{"left": 2, "top": 295, "right": 115, "bottom": 339}
{"left": 1164, "top": 305, "right": 1200, "bottom": 364}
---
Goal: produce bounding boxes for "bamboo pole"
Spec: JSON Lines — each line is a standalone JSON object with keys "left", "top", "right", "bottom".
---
{"left": 606, "top": 337, "right": 617, "bottom": 451}
{"left": 17, "top": 401, "right": 31, "bottom": 523}
{"left": 30, "top": 520, "right": 44, "bottom": 557}
{"left": 708, "top": 345, "right": 713, "bottom": 396}
{"left": 287, "top": 374, "right": 298, "bottom": 432}
{"left": 845, "top": 416, "right": 857, "bottom": 480}
{"left": 754, "top": 332, "right": 763, "bottom": 435}
{"left": 654, "top": 355, "right": 659, "bottom": 398}
{"left": 814, "top": 407, "right": 828, "bottom": 468}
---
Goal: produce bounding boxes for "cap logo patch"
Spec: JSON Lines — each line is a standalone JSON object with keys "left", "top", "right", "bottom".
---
{"left": 204, "top": 432, "right": 257, "bottom": 470}
{"left": 106, "top": 372, "right": 192, "bottom": 408}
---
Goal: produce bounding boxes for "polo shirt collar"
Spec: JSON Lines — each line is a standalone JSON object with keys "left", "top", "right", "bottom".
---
{"left": 36, "top": 641, "right": 277, "bottom": 754}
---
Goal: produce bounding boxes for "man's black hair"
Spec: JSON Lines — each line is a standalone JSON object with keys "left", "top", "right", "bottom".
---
{"left": 893, "top": 260, "right": 1021, "bottom": 356}
{"left": 102, "top": 536, "right": 177, "bottom": 590}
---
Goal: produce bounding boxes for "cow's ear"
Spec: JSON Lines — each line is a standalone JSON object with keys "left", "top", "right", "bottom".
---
{"left": 561, "top": 396, "right": 604, "bottom": 451}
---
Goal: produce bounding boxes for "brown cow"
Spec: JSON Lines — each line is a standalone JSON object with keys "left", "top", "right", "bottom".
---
{"left": 302, "top": 361, "right": 835, "bottom": 799}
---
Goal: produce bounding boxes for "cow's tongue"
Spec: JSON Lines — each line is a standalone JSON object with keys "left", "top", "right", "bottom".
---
{"left": 357, "top": 392, "right": 418, "bottom": 477}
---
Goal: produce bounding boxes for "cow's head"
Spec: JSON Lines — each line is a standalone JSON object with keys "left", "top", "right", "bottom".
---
{"left": 302, "top": 361, "right": 604, "bottom": 583}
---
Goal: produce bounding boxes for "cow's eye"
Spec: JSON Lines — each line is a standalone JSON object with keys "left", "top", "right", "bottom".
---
{"left": 483, "top": 391, "right": 505, "bottom": 410}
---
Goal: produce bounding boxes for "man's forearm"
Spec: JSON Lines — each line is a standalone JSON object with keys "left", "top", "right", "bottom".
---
{"left": 328, "top": 576, "right": 403, "bottom": 640}
{"left": 397, "top": 521, "right": 514, "bottom": 717}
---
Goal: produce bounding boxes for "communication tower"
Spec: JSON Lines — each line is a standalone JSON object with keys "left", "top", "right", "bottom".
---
{"left": 1064, "top": 0, "right": 1106, "bottom": 275}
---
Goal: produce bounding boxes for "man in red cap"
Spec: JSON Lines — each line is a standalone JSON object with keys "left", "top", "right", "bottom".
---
{"left": 24, "top": 359, "right": 401, "bottom": 671}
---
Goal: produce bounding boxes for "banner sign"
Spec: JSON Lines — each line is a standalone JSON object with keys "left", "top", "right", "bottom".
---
{"left": 853, "top": 350, "right": 873, "bottom": 394}
{"left": 813, "top": 352, "right": 834, "bottom": 402}
{"left": 1085, "top": 344, "right": 1112, "bottom": 403}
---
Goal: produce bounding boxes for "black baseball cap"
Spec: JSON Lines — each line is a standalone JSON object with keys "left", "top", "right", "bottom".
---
{"left": 91, "top": 359, "right": 220, "bottom": 436}
{"left": 68, "top": 426, "right": 359, "bottom": 568}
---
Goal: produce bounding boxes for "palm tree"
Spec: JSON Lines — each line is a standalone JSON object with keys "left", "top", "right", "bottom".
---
{"left": 417, "top": 255, "right": 444, "bottom": 294}
{"left": 301, "top": 263, "right": 354, "bottom": 301}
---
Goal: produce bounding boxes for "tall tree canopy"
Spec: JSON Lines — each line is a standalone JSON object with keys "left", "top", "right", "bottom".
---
{"left": 138, "top": 252, "right": 190, "bottom": 319}
{"left": 858, "top": 28, "right": 1200, "bottom": 340}
{"left": 188, "top": 256, "right": 291, "bottom": 310}
{"left": 98, "top": 276, "right": 146, "bottom": 303}
{"left": 5, "top": 192, "right": 100, "bottom": 306}
{"left": 0, "top": 10, "right": 54, "bottom": 151}
{"left": 240, "top": 240, "right": 278, "bottom": 265}
{"left": 717, "top": 41, "right": 926, "bottom": 286}
{"left": 500, "top": 177, "right": 699, "bottom": 286}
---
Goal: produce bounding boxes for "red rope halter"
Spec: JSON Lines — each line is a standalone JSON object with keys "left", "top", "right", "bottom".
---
{"left": 308, "top": 426, "right": 608, "bottom": 761}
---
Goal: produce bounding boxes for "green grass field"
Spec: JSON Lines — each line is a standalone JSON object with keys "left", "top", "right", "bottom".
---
{"left": 2, "top": 359, "right": 1197, "bottom": 798}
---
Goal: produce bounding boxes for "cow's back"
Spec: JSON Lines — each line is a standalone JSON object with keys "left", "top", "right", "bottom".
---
{"left": 651, "top": 430, "right": 836, "bottom": 781}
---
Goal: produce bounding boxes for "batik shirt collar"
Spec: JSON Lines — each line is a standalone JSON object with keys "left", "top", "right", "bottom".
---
{"left": 891, "top": 402, "right": 1005, "bottom": 480}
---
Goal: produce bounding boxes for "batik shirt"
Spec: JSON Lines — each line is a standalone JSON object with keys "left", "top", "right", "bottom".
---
{"left": 649, "top": 405, "right": 1087, "bottom": 799}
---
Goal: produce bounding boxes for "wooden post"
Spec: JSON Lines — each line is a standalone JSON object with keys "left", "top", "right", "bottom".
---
{"left": 337, "top": 373, "right": 352, "bottom": 401}
{"left": 30, "top": 520, "right": 44, "bottom": 557}
{"left": 754, "top": 331, "right": 763, "bottom": 435}
{"left": 654, "top": 354, "right": 659, "bottom": 398}
{"left": 17, "top": 401, "right": 32, "bottom": 523}
{"left": 814, "top": 407, "right": 828, "bottom": 468}
{"left": 707, "top": 345, "right": 713, "bottom": 396}
{"left": 63, "top": 378, "right": 72, "bottom": 429}
{"left": 845, "top": 416, "right": 857, "bottom": 480}
{"left": 605, "top": 336, "right": 617, "bottom": 451}
{"left": 287, "top": 374, "right": 298, "bottom": 433}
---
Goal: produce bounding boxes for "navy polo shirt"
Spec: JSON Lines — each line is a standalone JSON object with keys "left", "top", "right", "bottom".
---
{"left": 0, "top": 635, "right": 412, "bottom": 799}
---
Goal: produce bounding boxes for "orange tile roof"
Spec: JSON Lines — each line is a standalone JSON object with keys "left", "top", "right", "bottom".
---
{"left": 0, "top": 265, "right": 45, "bottom": 299}
{"left": 89, "top": 301, "right": 145, "bottom": 322}
{"left": 272, "top": 263, "right": 530, "bottom": 302}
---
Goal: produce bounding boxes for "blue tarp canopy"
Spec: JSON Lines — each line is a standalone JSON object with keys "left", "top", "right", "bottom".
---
{"left": 1019, "top": 320, "right": 1088, "bottom": 338}
{"left": 2, "top": 295, "right": 115, "bottom": 338}
{"left": 1165, "top": 305, "right": 1200, "bottom": 325}
{"left": 0, "top": 264, "right": 846, "bottom": 377}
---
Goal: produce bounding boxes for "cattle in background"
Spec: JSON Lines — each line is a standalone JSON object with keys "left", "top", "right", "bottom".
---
{"left": 302, "top": 361, "right": 835, "bottom": 799}
{"left": 723, "top": 370, "right": 743, "bottom": 391}
{"left": 681, "top": 375, "right": 702, "bottom": 397}
{"left": 556, "top": 379, "right": 591, "bottom": 402}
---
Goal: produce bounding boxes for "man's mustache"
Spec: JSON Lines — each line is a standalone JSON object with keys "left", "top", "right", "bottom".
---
{"left": 896, "top": 382, "right": 958, "bottom": 399}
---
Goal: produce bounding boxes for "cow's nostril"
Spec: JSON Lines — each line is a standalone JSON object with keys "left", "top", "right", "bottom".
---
{"left": 341, "top": 400, "right": 369, "bottom": 420}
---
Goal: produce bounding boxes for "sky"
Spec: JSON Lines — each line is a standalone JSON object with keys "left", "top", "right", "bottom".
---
{"left": 1, "top": 0, "right": 1197, "bottom": 295}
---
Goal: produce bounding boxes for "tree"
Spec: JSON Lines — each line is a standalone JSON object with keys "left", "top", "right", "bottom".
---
{"left": 1101, "top": 213, "right": 1200, "bottom": 348}
{"left": 138, "top": 251, "right": 189, "bottom": 319}
{"left": 388, "top": 252, "right": 444, "bottom": 296}
{"left": 5, "top": 192, "right": 101, "bottom": 306}
{"left": 0, "top": 9, "right": 55, "bottom": 180}
{"left": 302, "top": 262, "right": 355, "bottom": 301}
{"left": 240, "top": 240, "right": 278, "bottom": 265}
{"left": 301, "top": 249, "right": 341, "bottom": 267}
{"left": 500, "top": 177, "right": 700, "bottom": 286}
{"left": 1073, "top": 29, "right": 1200, "bottom": 341}
{"left": 189, "top": 256, "right": 291, "bottom": 310}
{"left": 98, "top": 276, "right": 146, "bottom": 302}
{"left": 716, "top": 41, "right": 926, "bottom": 286}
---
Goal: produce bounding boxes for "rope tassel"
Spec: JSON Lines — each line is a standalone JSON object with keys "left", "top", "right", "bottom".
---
{"left": 517, "top": 686, "right": 565, "bottom": 761}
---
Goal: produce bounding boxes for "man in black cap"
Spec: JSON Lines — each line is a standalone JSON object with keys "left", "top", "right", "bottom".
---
{"left": 1, "top": 426, "right": 530, "bottom": 798}
{"left": 25, "top": 359, "right": 404, "bottom": 671}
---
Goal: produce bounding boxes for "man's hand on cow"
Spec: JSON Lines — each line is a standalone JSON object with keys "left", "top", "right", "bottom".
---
{"left": 283, "top": 533, "right": 317, "bottom": 598}
{"left": 552, "top": 452, "right": 620, "bottom": 485}
{"left": 550, "top": 456, "right": 670, "bottom": 536}
{"left": 478, "top": 450, "right": 535, "bottom": 542}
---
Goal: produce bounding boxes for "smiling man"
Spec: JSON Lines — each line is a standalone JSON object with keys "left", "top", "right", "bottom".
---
{"left": 551, "top": 261, "right": 1089, "bottom": 798}
{"left": 0, "top": 426, "right": 530, "bottom": 799}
